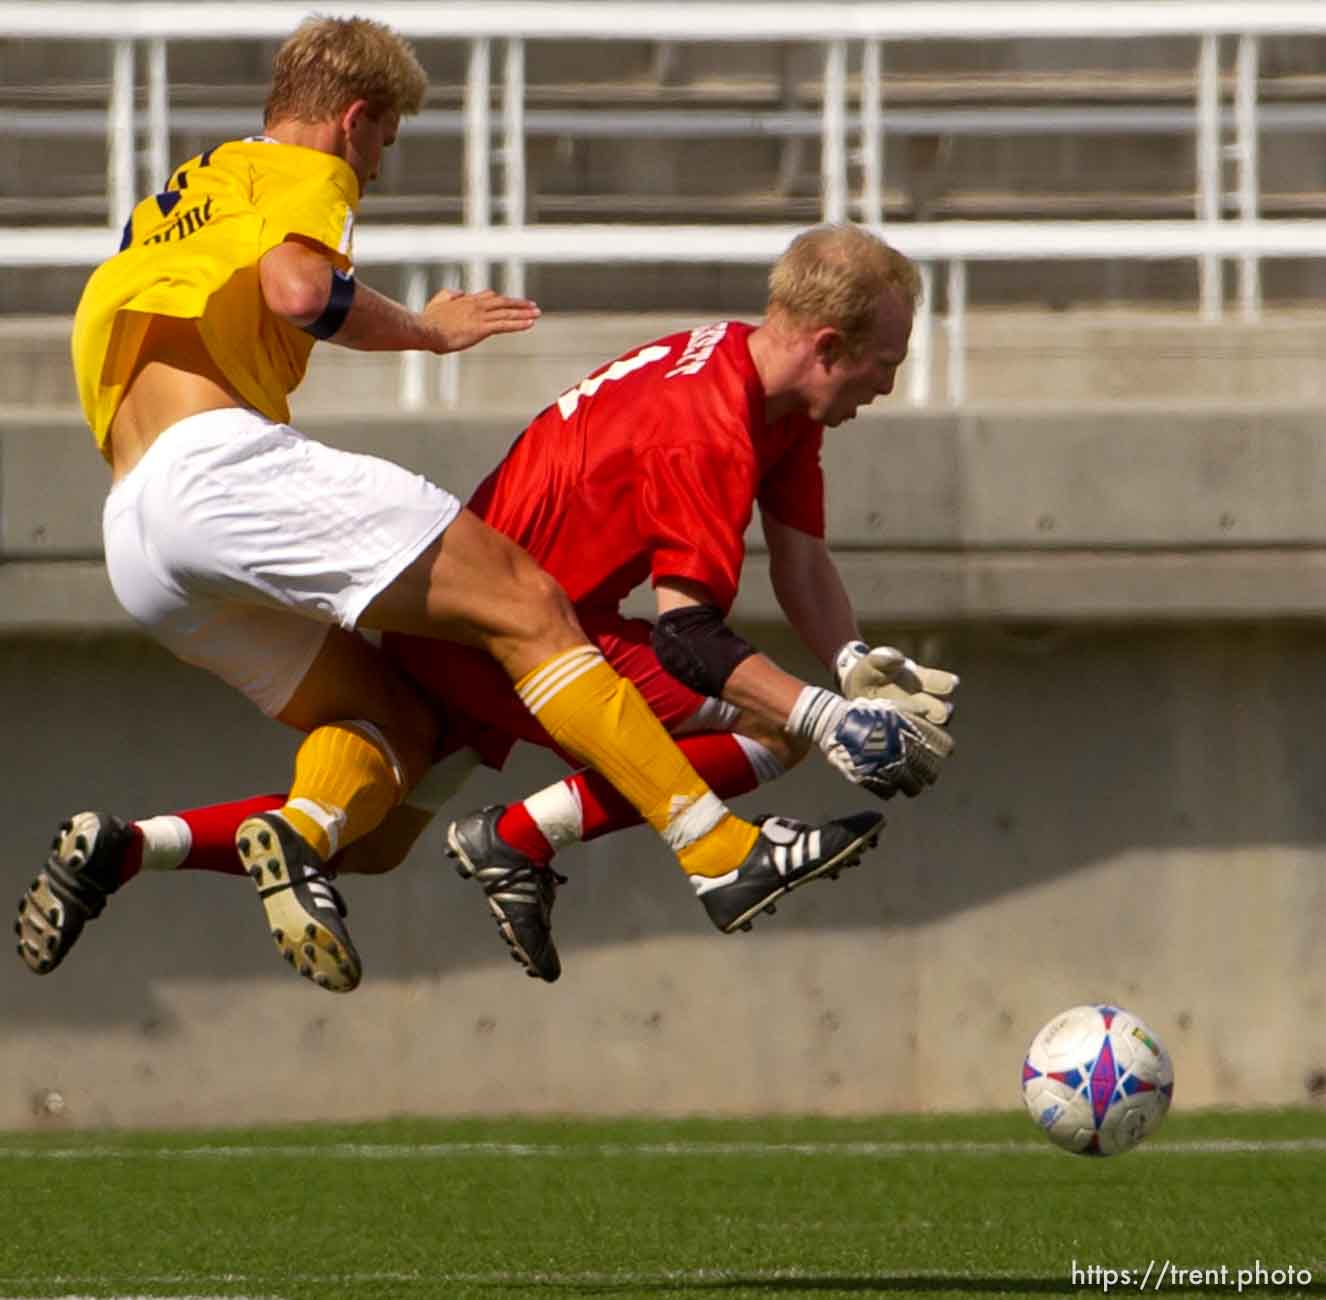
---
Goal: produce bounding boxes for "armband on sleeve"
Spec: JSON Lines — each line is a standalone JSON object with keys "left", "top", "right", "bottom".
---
{"left": 302, "top": 267, "right": 356, "bottom": 340}
{"left": 651, "top": 604, "right": 757, "bottom": 698}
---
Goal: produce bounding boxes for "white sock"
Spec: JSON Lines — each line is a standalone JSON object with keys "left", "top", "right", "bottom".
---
{"left": 135, "top": 815, "right": 192, "bottom": 872}
{"left": 523, "top": 778, "right": 585, "bottom": 851}
{"left": 734, "top": 734, "right": 785, "bottom": 786}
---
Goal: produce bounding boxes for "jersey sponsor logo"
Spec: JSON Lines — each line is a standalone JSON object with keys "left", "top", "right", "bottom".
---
{"left": 665, "top": 321, "right": 728, "bottom": 378}
{"left": 143, "top": 195, "right": 214, "bottom": 246}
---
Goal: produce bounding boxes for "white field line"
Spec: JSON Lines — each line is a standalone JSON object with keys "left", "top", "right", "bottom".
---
{"left": 0, "top": 1136, "right": 1324, "bottom": 1160}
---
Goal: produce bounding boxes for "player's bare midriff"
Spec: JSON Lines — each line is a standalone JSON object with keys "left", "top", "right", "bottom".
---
{"left": 107, "top": 314, "right": 246, "bottom": 482}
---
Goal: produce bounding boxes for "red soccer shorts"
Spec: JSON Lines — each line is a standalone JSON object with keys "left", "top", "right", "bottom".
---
{"left": 381, "top": 611, "right": 710, "bottom": 770}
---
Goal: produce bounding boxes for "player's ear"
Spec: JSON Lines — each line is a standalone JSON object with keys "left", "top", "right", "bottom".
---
{"left": 339, "top": 98, "right": 371, "bottom": 137}
{"left": 812, "top": 326, "right": 846, "bottom": 371}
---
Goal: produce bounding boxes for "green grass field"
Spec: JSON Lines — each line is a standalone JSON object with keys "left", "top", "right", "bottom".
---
{"left": 1, "top": 1111, "right": 1323, "bottom": 1299}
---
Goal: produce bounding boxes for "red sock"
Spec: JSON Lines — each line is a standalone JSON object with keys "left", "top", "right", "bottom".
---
{"left": 496, "top": 801, "right": 555, "bottom": 864}
{"left": 497, "top": 732, "right": 763, "bottom": 863}
{"left": 173, "top": 794, "right": 285, "bottom": 875}
{"left": 117, "top": 826, "right": 145, "bottom": 887}
{"left": 120, "top": 794, "right": 286, "bottom": 886}
{"left": 577, "top": 731, "right": 760, "bottom": 844}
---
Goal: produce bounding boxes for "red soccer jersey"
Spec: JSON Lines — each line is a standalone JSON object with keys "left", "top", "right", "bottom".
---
{"left": 467, "top": 320, "right": 825, "bottom": 615}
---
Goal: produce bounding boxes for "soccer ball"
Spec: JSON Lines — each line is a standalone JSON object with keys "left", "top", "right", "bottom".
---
{"left": 1021, "top": 1004, "right": 1174, "bottom": 1156}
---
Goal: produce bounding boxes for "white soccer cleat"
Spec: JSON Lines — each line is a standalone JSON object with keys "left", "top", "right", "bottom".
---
{"left": 236, "top": 813, "right": 362, "bottom": 993}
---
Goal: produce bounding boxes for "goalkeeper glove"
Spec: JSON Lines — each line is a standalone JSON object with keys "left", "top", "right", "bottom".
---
{"left": 834, "top": 641, "right": 959, "bottom": 724}
{"left": 788, "top": 686, "right": 953, "bottom": 800}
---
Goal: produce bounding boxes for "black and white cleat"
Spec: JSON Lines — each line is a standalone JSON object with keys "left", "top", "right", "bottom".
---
{"left": 16, "top": 811, "right": 132, "bottom": 975}
{"left": 692, "top": 811, "right": 885, "bottom": 934}
{"left": 236, "top": 813, "right": 361, "bottom": 993}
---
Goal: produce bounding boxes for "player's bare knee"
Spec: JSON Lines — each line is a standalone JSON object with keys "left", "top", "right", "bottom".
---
{"left": 487, "top": 565, "right": 584, "bottom": 672}
{"left": 524, "top": 565, "right": 579, "bottom": 634}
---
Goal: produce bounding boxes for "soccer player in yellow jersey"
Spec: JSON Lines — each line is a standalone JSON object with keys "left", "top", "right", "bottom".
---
{"left": 17, "top": 17, "right": 896, "bottom": 994}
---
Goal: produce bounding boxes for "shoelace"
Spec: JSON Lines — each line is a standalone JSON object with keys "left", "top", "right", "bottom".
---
{"left": 43, "top": 859, "right": 113, "bottom": 916}
{"left": 259, "top": 871, "right": 348, "bottom": 918}
{"left": 482, "top": 863, "right": 568, "bottom": 897}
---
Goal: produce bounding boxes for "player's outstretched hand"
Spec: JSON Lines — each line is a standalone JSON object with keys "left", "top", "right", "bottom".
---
{"left": 423, "top": 287, "right": 541, "bottom": 353}
{"left": 834, "top": 640, "right": 959, "bottom": 724}
{"left": 789, "top": 687, "right": 954, "bottom": 801}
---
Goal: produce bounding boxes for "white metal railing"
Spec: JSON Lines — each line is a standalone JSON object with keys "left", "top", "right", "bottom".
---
{"left": 5, "top": 1, "right": 1326, "bottom": 405}
{"left": 9, "top": 219, "right": 1326, "bottom": 406}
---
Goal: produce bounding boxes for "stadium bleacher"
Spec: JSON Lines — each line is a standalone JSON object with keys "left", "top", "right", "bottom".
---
{"left": 5, "top": 20, "right": 1326, "bottom": 310}
{"left": 5, "top": 9, "right": 1326, "bottom": 411}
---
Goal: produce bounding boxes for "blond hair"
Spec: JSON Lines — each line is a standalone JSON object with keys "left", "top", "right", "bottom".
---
{"left": 767, "top": 224, "right": 921, "bottom": 354}
{"left": 264, "top": 16, "right": 427, "bottom": 125}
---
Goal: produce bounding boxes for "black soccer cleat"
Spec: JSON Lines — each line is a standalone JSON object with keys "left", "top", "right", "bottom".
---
{"left": 16, "top": 811, "right": 134, "bottom": 975}
{"left": 236, "top": 812, "right": 361, "bottom": 993}
{"left": 693, "top": 810, "right": 886, "bottom": 935}
{"left": 447, "top": 805, "right": 564, "bottom": 983}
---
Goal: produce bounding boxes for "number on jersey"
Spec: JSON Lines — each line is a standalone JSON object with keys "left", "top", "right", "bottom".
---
{"left": 556, "top": 345, "right": 671, "bottom": 419}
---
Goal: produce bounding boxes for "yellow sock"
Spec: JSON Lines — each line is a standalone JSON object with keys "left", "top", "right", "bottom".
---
{"left": 516, "top": 646, "right": 758, "bottom": 877}
{"left": 279, "top": 721, "right": 404, "bottom": 861}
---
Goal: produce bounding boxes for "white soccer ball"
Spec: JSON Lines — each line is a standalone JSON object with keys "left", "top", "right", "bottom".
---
{"left": 1021, "top": 1003, "right": 1174, "bottom": 1156}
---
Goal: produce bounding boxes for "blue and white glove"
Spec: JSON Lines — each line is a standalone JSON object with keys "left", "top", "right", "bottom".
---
{"left": 834, "top": 640, "right": 959, "bottom": 725}
{"left": 788, "top": 686, "right": 954, "bottom": 800}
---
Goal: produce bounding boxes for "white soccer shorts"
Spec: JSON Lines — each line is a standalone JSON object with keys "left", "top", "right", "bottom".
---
{"left": 102, "top": 407, "right": 462, "bottom": 716}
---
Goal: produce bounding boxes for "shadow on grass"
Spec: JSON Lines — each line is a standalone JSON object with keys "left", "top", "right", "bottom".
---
{"left": 527, "top": 1281, "right": 1070, "bottom": 1296}
{"left": 501, "top": 1278, "right": 1326, "bottom": 1298}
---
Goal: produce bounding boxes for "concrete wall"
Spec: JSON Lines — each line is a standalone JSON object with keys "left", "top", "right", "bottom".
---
{"left": 4, "top": 401, "right": 1326, "bottom": 628}
{"left": 1, "top": 400, "right": 1324, "bottom": 1128}
{"left": 12, "top": 310, "right": 1326, "bottom": 415}
{"left": 1, "top": 624, "right": 1323, "bottom": 1129}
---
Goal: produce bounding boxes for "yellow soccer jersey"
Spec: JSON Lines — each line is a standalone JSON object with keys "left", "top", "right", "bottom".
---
{"left": 72, "top": 138, "right": 359, "bottom": 448}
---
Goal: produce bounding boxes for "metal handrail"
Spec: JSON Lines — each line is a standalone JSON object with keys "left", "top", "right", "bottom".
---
{"left": 4, "top": 2, "right": 1326, "bottom": 40}
{"left": 10, "top": 219, "right": 1326, "bottom": 406}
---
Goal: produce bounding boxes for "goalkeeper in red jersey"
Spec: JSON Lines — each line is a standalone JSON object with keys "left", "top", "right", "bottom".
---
{"left": 388, "top": 223, "right": 958, "bottom": 979}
